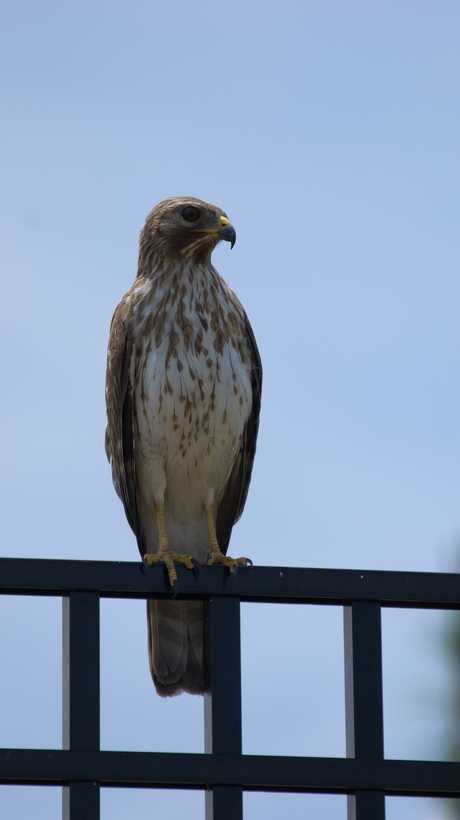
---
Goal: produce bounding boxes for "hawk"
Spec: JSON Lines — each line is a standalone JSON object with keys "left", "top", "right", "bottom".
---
{"left": 105, "top": 197, "right": 262, "bottom": 696}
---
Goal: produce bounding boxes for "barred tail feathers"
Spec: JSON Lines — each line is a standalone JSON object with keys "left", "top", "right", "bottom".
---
{"left": 147, "top": 599, "right": 204, "bottom": 697}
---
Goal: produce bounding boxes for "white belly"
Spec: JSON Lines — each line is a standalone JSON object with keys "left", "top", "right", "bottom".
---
{"left": 134, "top": 331, "right": 252, "bottom": 560}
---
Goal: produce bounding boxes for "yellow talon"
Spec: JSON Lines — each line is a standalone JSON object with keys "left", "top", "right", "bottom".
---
{"left": 205, "top": 503, "right": 249, "bottom": 572}
{"left": 144, "top": 498, "right": 250, "bottom": 585}
{"left": 143, "top": 499, "right": 195, "bottom": 585}
{"left": 206, "top": 553, "right": 248, "bottom": 572}
{"left": 144, "top": 551, "right": 195, "bottom": 586}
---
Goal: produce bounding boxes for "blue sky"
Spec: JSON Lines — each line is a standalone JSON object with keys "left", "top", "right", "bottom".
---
{"left": 1, "top": 1, "right": 459, "bottom": 817}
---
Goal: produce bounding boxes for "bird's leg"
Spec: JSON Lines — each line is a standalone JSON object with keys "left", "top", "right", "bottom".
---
{"left": 205, "top": 503, "right": 250, "bottom": 572}
{"left": 143, "top": 499, "right": 195, "bottom": 586}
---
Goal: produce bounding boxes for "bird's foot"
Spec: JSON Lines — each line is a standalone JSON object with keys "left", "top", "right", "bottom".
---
{"left": 206, "top": 552, "right": 252, "bottom": 573}
{"left": 143, "top": 552, "right": 196, "bottom": 586}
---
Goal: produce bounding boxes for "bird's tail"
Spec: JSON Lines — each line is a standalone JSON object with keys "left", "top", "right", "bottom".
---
{"left": 147, "top": 599, "right": 204, "bottom": 696}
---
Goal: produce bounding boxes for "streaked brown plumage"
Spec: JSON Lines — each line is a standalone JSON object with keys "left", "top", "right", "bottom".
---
{"left": 105, "top": 197, "right": 262, "bottom": 696}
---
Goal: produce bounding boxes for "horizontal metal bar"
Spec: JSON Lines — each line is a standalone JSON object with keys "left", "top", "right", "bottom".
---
{"left": 1, "top": 750, "right": 460, "bottom": 797}
{"left": 1, "top": 558, "right": 460, "bottom": 608}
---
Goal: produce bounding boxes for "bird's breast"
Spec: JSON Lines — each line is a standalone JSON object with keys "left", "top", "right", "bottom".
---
{"left": 131, "top": 277, "right": 252, "bottom": 515}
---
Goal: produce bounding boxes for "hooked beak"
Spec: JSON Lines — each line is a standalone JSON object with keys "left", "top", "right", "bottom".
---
{"left": 217, "top": 216, "right": 236, "bottom": 249}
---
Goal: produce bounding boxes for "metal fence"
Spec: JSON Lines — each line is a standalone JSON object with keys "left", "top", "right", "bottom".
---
{"left": 1, "top": 557, "right": 460, "bottom": 819}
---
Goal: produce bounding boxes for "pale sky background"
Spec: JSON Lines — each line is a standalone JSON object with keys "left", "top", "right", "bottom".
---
{"left": 1, "top": 1, "right": 460, "bottom": 818}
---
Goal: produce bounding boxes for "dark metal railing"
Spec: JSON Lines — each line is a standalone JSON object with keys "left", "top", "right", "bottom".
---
{"left": 1, "top": 557, "right": 460, "bottom": 819}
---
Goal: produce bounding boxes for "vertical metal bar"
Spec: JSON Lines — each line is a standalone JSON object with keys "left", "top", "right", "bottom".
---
{"left": 347, "top": 790, "right": 386, "bottom": 820}
{"left": 344, "top": 602, "right": 385, "bottom": 820}
{"left": 204, "top": 596, "right": 243, "bottom": 820}
{"left": 62, "top": 783, "right": 100, "bottom": 818}
{"left": 205, "top": 786, "right": 243, "bottom": 820}
{"left": 62, "top": 592, "right": 100, "bottom": 820}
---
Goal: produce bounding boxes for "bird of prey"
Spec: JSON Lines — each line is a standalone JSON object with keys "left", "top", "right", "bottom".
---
{"left": 105, "top": 197, "right": 262, "bottom": 696}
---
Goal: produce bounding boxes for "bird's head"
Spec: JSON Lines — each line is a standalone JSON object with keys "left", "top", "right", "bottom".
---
{"left": 139, "top": 197, "right": 236, "bottom": 269}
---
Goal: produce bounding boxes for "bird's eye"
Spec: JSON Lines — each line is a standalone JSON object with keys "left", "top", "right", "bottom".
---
{"left": 181, "top": 206, "right": 200, "bottom": 223}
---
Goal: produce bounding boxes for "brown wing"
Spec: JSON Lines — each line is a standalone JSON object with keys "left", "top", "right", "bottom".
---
{"left": 216, "top": 315, "right": 262, "bottom": 554}
{"left": 105, "top": 306, "right": 145, "bottom": 554}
